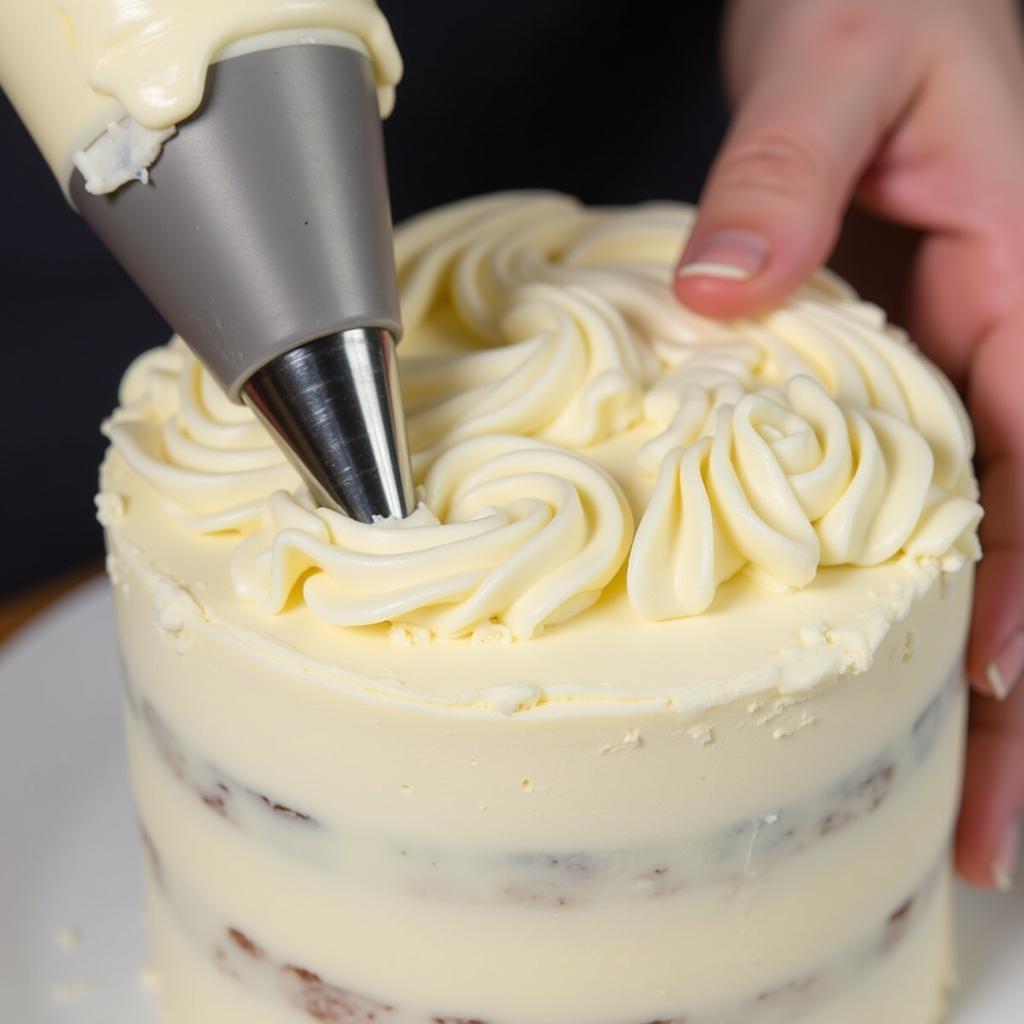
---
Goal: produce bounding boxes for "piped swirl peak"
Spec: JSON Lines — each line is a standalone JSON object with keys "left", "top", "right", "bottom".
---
{"left": 628, "top": 375, "right": 981, "bottom": 621}
{"left": 229, "top": 436, "right": 633, "bottom": 640}
{"left": 103, "top": 193, "right": 982, "bottom": 637}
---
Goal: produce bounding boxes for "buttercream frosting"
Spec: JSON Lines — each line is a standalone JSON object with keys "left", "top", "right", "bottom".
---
{"left": 102, "top": 193, "right": 982, "bottom": 640}
{"left": 98, "top": 192, "right": 975, "bottom": 1024}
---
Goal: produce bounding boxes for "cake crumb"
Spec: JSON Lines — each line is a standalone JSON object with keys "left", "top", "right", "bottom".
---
{"left": 390, "top": 622, "right": 431, "bottom": 647}
{"left": 51, "top": 979, "right": 96, "bottom": 1004}
{"left": 797, "top": 621, "right": 829, "bottom": 647}
{"left": 105, "top": 552, "right": 126, "bottom": 587}
{"left": 901, "top": 630, "right": 917, "bottom": 663}
{"left": 153, "top": 577, "right": 201, "bottom": 639}
{"left": 472, "top": 622, "right": 514, "bottom": 645}
{"left": 599, "top": 728, "right": 643, "bottom": 755}
{"left": 755, "top": 698, "right": 797, "bottom": 727}
{"left": 772, "top": 711, "right": 817, "bottom": 740}
{"left": 95, "top": 490, "right": 126, "bottom": 526}
{"left": 687, "top": 724, "right": 715, "bottom": 747}
{"left": 941, "top": 551, "right": 967, "bottom": 574}
{"left": 482, "top": 682, "right": 542, "bottom": 715}
{"left": 54, "top": 926, "right": 81, "bottom": 951}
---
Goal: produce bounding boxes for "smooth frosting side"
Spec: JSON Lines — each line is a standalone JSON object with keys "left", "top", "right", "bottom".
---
{"left": 102, "top": 193, "right": 982, "bottom": 640}
{"left": 0, "top": 0, "right": 401, "bottom": 184}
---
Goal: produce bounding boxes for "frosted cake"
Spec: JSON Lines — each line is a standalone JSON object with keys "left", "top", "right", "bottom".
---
{"left": 98, "top": 193, "right": 983, "bottom": 1024}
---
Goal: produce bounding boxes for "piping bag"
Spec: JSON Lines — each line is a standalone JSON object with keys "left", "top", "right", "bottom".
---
{"left": 54, "top": 40, "right": 414, "bottom": 522}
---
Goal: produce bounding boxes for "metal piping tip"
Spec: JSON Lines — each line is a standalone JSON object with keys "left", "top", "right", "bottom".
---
{"left": 242, "top": 329, "right": 415, "bottom": 522}
{"left": 70, "top": 43, "right": 413, "bottom": 524}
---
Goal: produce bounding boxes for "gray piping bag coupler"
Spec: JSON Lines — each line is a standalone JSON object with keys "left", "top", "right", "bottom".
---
{"left": 71, "top": 43, "right": 415, "bottom": 522}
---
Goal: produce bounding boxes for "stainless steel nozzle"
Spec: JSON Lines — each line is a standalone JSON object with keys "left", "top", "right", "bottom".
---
{"left": 242, "top": 328, "right": 414, "bottom": 520}
{"left": 70, "top": 41, "right": 414, "bottom": 521}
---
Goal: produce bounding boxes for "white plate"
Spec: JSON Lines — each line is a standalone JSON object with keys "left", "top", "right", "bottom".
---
{"left": 1, "top": 578, "right": 1021, "bottom": 1022}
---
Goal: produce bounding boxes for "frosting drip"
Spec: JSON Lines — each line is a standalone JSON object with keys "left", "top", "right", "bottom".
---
{"left": 102, "top": 193, "right": 982, "bottom": 638}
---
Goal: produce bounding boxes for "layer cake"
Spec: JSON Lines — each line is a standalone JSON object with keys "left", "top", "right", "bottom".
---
{"left": 99, "top": 192, "right": 983, "bottom": 1023}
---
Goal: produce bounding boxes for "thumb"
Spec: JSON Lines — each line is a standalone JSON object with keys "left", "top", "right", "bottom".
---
{"left": 676, "top": 21, "right": 912, "bottom": 318}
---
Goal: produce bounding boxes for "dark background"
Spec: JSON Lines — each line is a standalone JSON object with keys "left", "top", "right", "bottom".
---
{"left": 0, "top": 2, "right": 729, "bottom": 597}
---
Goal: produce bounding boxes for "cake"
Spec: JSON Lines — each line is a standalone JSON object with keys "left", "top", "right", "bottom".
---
{"left": 98, "top": 192, "right": 983, "bottom": 1024}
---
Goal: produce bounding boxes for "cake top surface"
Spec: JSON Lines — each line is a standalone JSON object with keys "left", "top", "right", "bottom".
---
{"left": 100, "top": 192, "right": 982, "bottom": 712}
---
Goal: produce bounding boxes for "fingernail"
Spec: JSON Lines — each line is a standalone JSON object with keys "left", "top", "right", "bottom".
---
{"left": 991, "top": 819, "right": 1020, "bottom": 893}
{"left": 986, "top": 630, "right": 1024, "bottom": 700}
{"left": 677, "top": 230, "right": 769, "bottom": 282}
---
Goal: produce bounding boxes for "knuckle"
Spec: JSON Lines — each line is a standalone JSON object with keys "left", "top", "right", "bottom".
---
{"left": 712, "top": 130, "right": 832, "bottom": 202}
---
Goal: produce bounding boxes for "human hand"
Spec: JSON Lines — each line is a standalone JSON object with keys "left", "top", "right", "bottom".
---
{"left": 674, "top": 0, "right": 1024, "bottom": 890}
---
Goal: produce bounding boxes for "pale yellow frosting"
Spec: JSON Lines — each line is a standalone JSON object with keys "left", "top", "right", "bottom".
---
{"left": 103, "top": 193, "right": 982, "bottom": 643}
{"left": 0, "top": 0, "right": 401, "bottom": 185}
{"left": 99, "top": 194, "right": 975, "bottom": 1022}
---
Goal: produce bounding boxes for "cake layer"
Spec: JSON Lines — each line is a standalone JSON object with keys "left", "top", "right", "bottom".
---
{"left": 123, "top": 666, "right": 961, "bottom": 903}
{"left": 142, "top": 857, "right": 953, "bottom": 1024}
{"left": 125, "top": 685, "right": 963, "bottom": 1019}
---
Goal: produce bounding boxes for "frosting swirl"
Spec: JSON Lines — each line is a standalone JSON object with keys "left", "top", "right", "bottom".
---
{"left": 102, "top": 193, "right": 983, "bottom": 636}
{"left": 628, "top": 376, "right": 981, "bottom": 620}
{"left": 105, "top": 340, "right": 297, "bottom": 522}
{"left": 228, "top": 436, "right": 633, "bottom": 640}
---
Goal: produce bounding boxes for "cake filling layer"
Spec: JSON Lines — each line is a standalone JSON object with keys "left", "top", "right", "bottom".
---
{"left": 125, "top": 664, "right": 963, "bottom": 902}
{"left": 142, "top": 836, "right": 950, "bottom": 1024}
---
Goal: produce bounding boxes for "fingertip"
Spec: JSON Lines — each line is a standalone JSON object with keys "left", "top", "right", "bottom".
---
{"left": 955, "top": 847, "right": 997, "bottom": 891}
{"left": 967, "top": 551, "right": 1024, "bottom": 700}
{"left": 674, "top": 264, "right": 800, "bottom": 320}
{"left": 966, "top": 662, "right": 1009, "bottom": 703}
{"left": 959, "top": 813, "right": 1021, "bottom": 892}
{"left": 674, "top": 217, "right": 836, "bottom": 319}
{"left": 956, "top": 729, "right": 1005, "bottom": 888}
{"left": 991, "top": 821, "right": 1021, "bottom": 892}
{"left": 676, "top": 229, "right": 768, "bottom": 281}
{"left": 672, "top": 272, "right": 764, "bottom": 320}
{"left": 956, "top": 686, "right": 1024, "bottom": 890}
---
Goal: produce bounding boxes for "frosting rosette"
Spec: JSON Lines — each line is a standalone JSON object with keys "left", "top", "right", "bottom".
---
{"left": 629, "top": 376, "right": 982, "bottom": 619}
{"left": 402, "top": 281, "right": 656, "bottom": 473}
{"left": 103, "top": 340, "right": 297, "bottom": 522}
{"left": 101, "top": 193, "right": 983, "bottom": 637}
{"left": 230, "top": 436, "right": 633, "bottom": 639}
